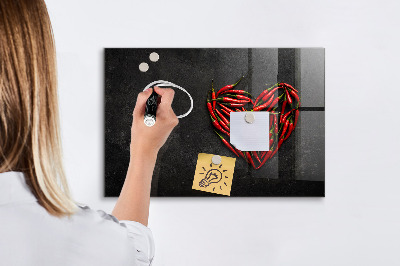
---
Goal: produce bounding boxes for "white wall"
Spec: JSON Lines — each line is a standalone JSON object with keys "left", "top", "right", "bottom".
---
{"left": 46, "top": 0, "right": 400, "bottom": 265}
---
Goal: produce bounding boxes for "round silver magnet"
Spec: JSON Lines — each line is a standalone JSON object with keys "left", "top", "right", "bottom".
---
{"left": 244, "top": 112, "right": 255, "bottom": 124}
{"left": 149, "top": 52, "right": 159, "bottom": 62}
{"left": 139, "top": 62, "right": 149, "bottom": 72}
{"left": 212, "top": 155, "right": 222, "bottom": 165}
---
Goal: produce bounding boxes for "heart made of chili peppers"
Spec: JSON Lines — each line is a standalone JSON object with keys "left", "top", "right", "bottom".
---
{"left": 209, "top": 82, "right": 300, "bottom": 170}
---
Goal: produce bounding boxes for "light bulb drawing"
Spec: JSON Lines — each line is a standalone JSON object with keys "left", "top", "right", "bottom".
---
{"left": 198, "top": 163, "right": 229, "bottom": 191}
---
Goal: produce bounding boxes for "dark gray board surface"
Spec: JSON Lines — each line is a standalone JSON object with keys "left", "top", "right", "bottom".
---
{"left": 105, "top": 48, "right": 325, "bottom": 197}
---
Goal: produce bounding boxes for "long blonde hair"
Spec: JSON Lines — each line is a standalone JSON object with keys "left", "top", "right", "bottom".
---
{"left": 0, "top": 0, "right": 76, "bottom": 216}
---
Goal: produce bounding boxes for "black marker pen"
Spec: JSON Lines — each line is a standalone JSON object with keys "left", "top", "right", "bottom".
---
{"left": 144, "top": 88, "right": 158, "bottom": 127}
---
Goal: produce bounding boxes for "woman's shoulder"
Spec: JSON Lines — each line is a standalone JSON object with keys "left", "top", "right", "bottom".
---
{"left": 73, "top": 204, "right": 152, "bottom": 235}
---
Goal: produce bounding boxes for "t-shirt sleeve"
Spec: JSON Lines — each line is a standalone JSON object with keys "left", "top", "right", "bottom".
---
{"left": 119, "top": 220, "right": 155, "bottom": 265}
{"left": 78, "top": 205, "right": 155, "bottom": 265}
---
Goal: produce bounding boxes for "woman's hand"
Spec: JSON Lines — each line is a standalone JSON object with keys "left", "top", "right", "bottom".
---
{"left": 112, "top": 87, "right": 178, "bottom": 225}
{"left": 130, "top": 86, "right": 179, "bottom": 158}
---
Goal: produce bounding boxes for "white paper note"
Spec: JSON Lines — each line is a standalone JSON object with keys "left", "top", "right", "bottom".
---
{"left": 229, "top": 111, "right": 269, "bottom": 151}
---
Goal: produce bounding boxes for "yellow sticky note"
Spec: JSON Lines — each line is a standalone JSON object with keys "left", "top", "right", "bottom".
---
{"left": 192, "top": 153, "right": 236, "bottom": 196}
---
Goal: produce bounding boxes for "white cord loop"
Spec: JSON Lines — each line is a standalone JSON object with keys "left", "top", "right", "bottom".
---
{"left": 143, "top": 80, "right": 193, "bottom": 119}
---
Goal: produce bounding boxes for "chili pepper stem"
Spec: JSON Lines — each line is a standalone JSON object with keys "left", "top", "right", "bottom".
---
{"left": 233, "top": 76, "right": 244, "bottom": 86}
{"left": 214, "top": 130, "right": 223, "bottom": 139}
{"left": 214, "top": 130, "right": 239, "bottom": 157}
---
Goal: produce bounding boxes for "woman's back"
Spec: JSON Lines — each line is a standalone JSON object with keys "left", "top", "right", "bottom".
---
{"left": 0, "top": 172, "right": 154, "bottom": 266}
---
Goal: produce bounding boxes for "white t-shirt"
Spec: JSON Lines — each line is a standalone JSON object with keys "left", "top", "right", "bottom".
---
{"left": 0, "top": 171, "right": 155, "bottom": 266}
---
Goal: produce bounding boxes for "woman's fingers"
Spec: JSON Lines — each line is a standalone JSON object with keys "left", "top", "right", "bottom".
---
{"left": 132, "top": 89, "right": 152, "bottom": 118}
{"left": 153, "top": 87, "right": 179, "bottom": 126}
{"left": 154, "top": 86, "right": 175, "bottom": 106}
{"left": 133, "top": 87, "right": 178, "bottom": 127}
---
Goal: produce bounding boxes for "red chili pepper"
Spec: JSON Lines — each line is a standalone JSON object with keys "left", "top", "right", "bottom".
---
{"left": 278, "top": 138, "right": 284, "bottom": 149}
{"left": 266, "top": 97, "right": 280, "bottom": 112}
{"left": 285, "top": 90, "right": 293, "bottom": 105}
{"left": 261, "top": 151, "right": 267, "bottom": 159}
{"left": 281, "top": 109, "right": 295, "bottom": 122}
{"left": 217, "top": 117, "right": 230, "bottom": 132}
{"left": 215, "top": 109, "right": 229, "bottom": 126}
{"left": 270, "top": 147, "right": 278, "bottom": 159}
{"left": 241, "top": 107, "right": 246, "bottom": 111}
{"left": 252, "top": 151, "right": 262, "bottom": 164}
{"left": 207, "top": 100, "right": 217, "bottom": 121}
{"left": 221, "top": 103, "right": 246, "bottom": 108}
{"left": 293, "top": 110, "right": 299, "bottom": 128}
{"left": 269, "top": 114, "right": 273, "bottom": 128}
{"left": 280, "top": 82, "right": 298, "bottom": 93}
{"left": 224, "top": 94, "right": 252, "bottom": 102}
{"left": 214, "top": 131, "right": 239, "bottom": 157}
{"left": 255, "top": 87, "right": 278, "bottom": 107}
{"left": 269, "top": 137, "right": 274, "bottom": 147}
{"left": 212, "top": 80, "right": 216, "bottom": 109}
{"left": 220, "top": 90, "right": 252, "bottom": 96}
{"left": 253, "top": 95, "right": 274, "bottom": 111}
{"left": 280, "top": 119, "right": 289, "bottom": 138}
{"left": 255, "top": 84, "right": 278, "bottom": 105}
{"left": 213, "top": 97, "right": 250, "bottom": 104}
{"left": 256, "top": 150, "right": 273, "bottom": 169}
{"left": 261, "top": 87, "right": 279, "bottom": 103}
{"left": 280, "top": 100, "right": 287, "bottom": 123}
{"left": 218, "top": 103, "right": 234, "bottom": 113}
{"left": 289, "top": 89, "right": 300, "bottom": 103}
{"left": 210, "top": 115, "right": 229, "bottom": 136}
{"left": 271, "top": 118, "right": 278, "bottom": 146}
{"left": 235, "top": 108, "right": 241, "bottom": 112}
{"left": 246, "top": 152, "right": 256, "bottom": 169}
{"left": 220, "top": 108, "right": 230, "bottom": 117}
{"left": 284, "top": 122, "right": 294, "bottom": 141}
{"left": 216, "top": 76, "right": 244, "bottom": 96}
{"left": 254, "top": 94, "right": 264, "bottom": 106}
{"left": 235, "top": 148, "right": 245, "bottom": 159}
{"left": 269, "top": 115, "right": 273, "bottom": 144}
